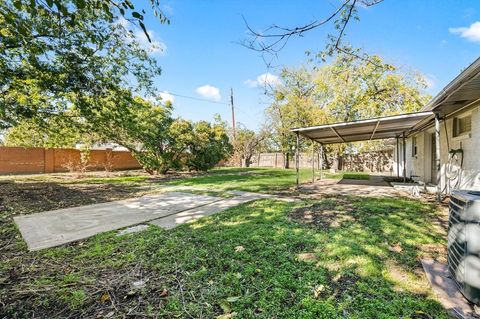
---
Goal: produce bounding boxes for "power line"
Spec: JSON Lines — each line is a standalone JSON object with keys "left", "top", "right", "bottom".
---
{"left": 163, "top": 91, "right": 229, "bottom": 105}
{"left": 161, "top": 90, "right": 265, "bottom": 126}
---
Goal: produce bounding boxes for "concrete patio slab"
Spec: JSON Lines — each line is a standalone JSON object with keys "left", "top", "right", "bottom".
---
{"left": 421, "top": 259, "right": 477, "bottom": 318}
{"left": 299, "top": 178, "right": 401, "bottom": 198}
{"left": 14, "top": 192, "right": 221, "bottom": 251}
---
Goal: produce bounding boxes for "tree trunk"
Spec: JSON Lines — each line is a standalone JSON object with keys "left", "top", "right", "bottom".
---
{"left": 284, "top": 152, "right": 290, "bottom": 169}
{"left": 337, "top": 155, "right": 343, "bottom": 171}
{"left": 322, "top": 149, "right": 330, "bottom": 169}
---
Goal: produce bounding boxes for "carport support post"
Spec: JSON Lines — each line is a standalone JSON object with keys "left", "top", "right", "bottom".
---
{"left": 319, "top": 144, "right": 323, "bottom": 180}
{"left": 402, "top": 133, "right": 406, "bottom": 183}
{"left": 435, "top": 113, "right": 441, "bottom": 202}
{"left": 311, "top": 143, "right": 315, "bottom": 183}
{"left": 295, "top": 132, "right": 300, "bottom": 188}
{"left": 396, "top": 136, "right": 400, "bottom": 178}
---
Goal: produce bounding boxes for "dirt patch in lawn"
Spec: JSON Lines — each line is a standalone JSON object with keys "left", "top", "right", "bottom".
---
{"left": 0, "top": 181, "right": 159, "bottom": 273}
{"left": 0, "top": 180, "right": 173, "bottom": 318}
{"left": 289, "top": 198, "right": 356, "bottom": 230}
{"left": 0, "top": 180, "right": 156, "bottom": 214}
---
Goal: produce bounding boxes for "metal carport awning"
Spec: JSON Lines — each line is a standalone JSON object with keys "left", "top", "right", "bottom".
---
{"left": 291, "top": 111, "right": 433, "bottom": 144}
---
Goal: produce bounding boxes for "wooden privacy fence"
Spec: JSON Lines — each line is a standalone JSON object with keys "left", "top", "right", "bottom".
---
{"left": 249, "top": 150, "right": 394, "bottom": 173}
{"left": 0, "top": 146, "right": 141, "bottom": 175}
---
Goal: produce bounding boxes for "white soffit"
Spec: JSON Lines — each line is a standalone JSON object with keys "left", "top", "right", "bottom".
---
{"left": 424, "top": 57, "right": 480, "bottom": 117}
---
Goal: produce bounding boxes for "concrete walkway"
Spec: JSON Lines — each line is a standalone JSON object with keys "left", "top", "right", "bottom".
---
{"left": 14, "top": 190, "right": 282, "bottom": 251}
{"left": 14, "top": 192, "right": 221, "bottom": 251}
{"left": 421, "top": 259, "right": 477, "bottom": 318}
{"left": 150, "top": 191, "right": 275, "bottom": 229}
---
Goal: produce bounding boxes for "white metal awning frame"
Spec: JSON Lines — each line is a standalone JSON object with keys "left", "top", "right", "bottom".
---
{"left": 289, "top": 110, "right": 439, "bottom": 200}
{"left": 290, "top": 111, "right": 434, "bottom": 144}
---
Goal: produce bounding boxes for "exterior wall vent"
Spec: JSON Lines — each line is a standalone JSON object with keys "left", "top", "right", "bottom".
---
{"left": 448, "top": 189, "right": 480, "bottom": 304}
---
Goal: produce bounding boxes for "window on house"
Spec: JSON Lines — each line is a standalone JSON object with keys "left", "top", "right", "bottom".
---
{"left": 412, "top": 136, "right": 417, "bottom": 157}
{"left": 453, "top": 115, "right": 472, "bottom": 137}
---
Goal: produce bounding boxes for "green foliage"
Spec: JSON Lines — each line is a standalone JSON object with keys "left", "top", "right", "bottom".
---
{"left": 0, "top": 0, "right": 166, "bottom": 128}
{"left": 232, "top": 125, "right": 267, "bottom": 167}
{"left": 185, "top": 121, "right": 232, "bottom": 171}
{"left": 87, "top": 94, "right": 231, "bottom": 174}
{"left": 3, "top": 112, "right": 101, "bottom": 148}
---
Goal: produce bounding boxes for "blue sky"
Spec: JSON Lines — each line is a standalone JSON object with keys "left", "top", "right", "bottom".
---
{"left": 134, "top": 0, "right": 480, "bottom": 130}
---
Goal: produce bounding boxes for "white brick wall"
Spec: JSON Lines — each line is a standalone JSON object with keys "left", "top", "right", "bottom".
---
{"left": 397, "top": 103, "right": 480, "bottom": 192}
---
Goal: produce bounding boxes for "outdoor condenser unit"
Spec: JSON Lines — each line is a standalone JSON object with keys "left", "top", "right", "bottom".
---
{"left": 448, "top": 189, "right": 480, "bottom": 304}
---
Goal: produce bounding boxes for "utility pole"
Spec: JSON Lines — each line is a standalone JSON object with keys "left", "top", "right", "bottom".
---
{"left": 230, "top": 88, "right": 236, "bottom": 141}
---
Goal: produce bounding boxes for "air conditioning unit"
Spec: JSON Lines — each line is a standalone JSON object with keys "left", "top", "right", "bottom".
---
{"left": 448, "top": 189, "right": 480, "bottom": 304}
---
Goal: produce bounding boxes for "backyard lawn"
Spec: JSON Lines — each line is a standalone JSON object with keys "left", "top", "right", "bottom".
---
{"left": 0, "top": 168, "right": 450, "bottom": 318}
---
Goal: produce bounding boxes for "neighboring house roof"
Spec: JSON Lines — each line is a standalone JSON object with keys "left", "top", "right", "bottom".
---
{"left": 291, "top": 56, "right": 480, "bottom": 144}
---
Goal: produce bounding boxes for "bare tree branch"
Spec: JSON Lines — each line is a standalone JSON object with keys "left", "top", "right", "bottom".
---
{"left": 241, "top": 0, "right": 384, "bottom": 66}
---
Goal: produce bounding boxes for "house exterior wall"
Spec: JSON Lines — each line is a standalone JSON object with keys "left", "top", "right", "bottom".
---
{"left": 396, "top": 102, "right": 480, "bottom": 192}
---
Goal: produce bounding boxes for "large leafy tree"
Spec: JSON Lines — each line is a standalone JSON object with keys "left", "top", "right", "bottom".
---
{"left": 0, "top": 0, "right": 167, "bottom": 128}
{"left": 87, "top": 93, "right": 231, "bottom": 174}
{"left": 185, "top": 121, "right": 232, "bottom": 171}
{"left": 266, "top": 67, "right": 325, "bottom": 168}
{"left": 232, "top": 125, "right": 268, "bottom": 167}
{"left": 3, "top": 113, "right": 101, "bottom": 148}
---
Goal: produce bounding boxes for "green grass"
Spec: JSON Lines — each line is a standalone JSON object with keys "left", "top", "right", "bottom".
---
{"left": 166, "top": 167, "right": 315, "bottom": 193}
{"left": 1, "top": 196, "right": 450, "bottom": 318}
{"left": 342, "top": 172, "right": 370, "bottom": 180}
{"left": 323, "top": 171, "right": 370, "bottom": 180}
{"left": 1, "top": 168, "right": 450, "bottom": 318}
{"left": 0, "top": 167, "right": 318, "bottom": 194}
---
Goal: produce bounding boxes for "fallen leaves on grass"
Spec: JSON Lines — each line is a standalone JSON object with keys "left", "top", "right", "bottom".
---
{"left": 234, "top": 246, "right": 245, "bottom": 253}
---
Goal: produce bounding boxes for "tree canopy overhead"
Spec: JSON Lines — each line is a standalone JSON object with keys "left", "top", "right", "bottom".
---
{"left": 0, "top": 0, "right": 168, "bottom": 129}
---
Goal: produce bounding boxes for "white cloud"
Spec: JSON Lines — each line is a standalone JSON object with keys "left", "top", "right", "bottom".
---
{"left": 449, "top": 21, "right": 480, "bottom": 43}
{"left": 117, "top": 17, "right": 167, "bottom": 56}
{"left": 244, "top": 72, "right": 281, "bottom": 88}
{"left": 133, "top": 29, "right": 167, "bottom": 56}
{"left": 159, "top": 91, "right": 175, "bottom": 104}
{"left": 196, "top": 85, "right": 221, "bottom": 101}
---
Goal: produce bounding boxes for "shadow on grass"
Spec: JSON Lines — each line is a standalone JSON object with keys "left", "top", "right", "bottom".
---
{"left": 1, "top": 195, "right": 451, "bottom": 318}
